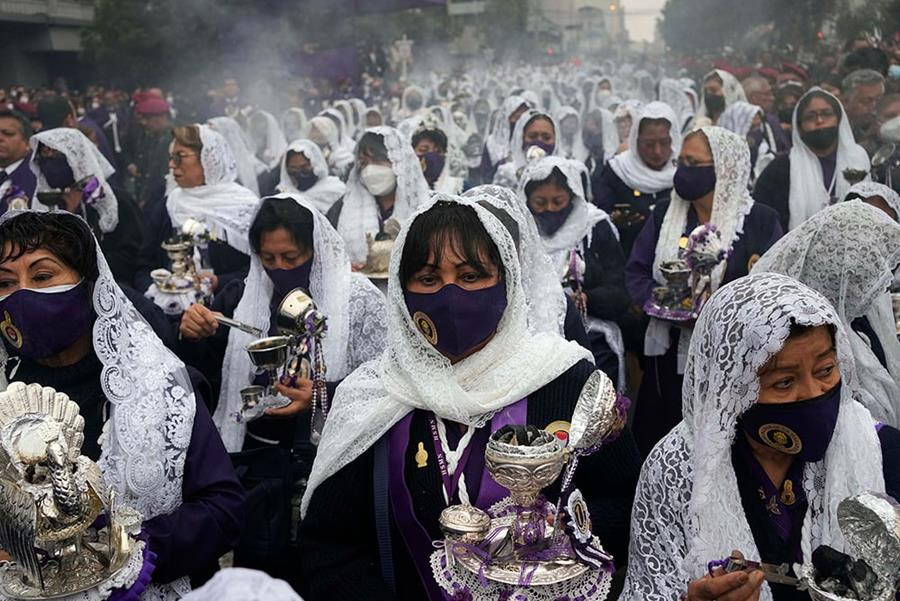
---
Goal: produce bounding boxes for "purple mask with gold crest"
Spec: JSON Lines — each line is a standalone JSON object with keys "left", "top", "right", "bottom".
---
{"left": 0, "top": 281, "right": 94, "bottom": 359}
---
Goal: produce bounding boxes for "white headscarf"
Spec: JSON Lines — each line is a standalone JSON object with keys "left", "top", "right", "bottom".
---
{"left": 29, "top": 128, "right": 118, "bottom": 233}
{"left": 214, "top": 193, "right": 388, "bottom": 452}
{"left": 400, "top": 85, "right": 428, "bottom": 121}
{"left": 845, "top": 181, "right": 900, "bottom": 218}
{"left": 753, "top": 201, "right": 900, "bottom": 426}
{"left": 280, "top": 107, "right": 308, "bottom": 143}
{"left": 307, "top": 116, "right": 354, "bottom": 175}
{"left": 276, "top": 140, "right": 346, "bottom": 214}
{"left": 322, "top": 108, "right": 355, "bottom": 158}
{"left": 622, "top": 273, "right": 885, "bottom": 601}
{"left": 693, "top": 69, "right": 748, "bottom": 127}
{"left": 208, "top": 116, "right": 265, "bottom": 196}
{"left": 337, "top": 126, "right": 430, "bottom": 263}
{"left": 249, "top": 109, "right": 288, "bottom": 169}
{"left": 463, "top": 184, "right": 568, "bottom": 336}
{"left": 301, "top": 193, "right": 593, "bottom": 515}
{"left": 787, "top": 87, "right": 871, "bottom": 230}
{"left": 554, "top": 106, "right": 589, "bottom": 162}
{"left": 658, "top": 77, "right": 695, "bottom": 134}
{"left": 645, "top": 126, "right": 757, "bottom": 371}
{"left": 516, "top": 156, "right": 613, "bottom": 270}
{"left": 485, "top": 95, "right": 529, "bottom": 165}
{"left": 0, "top": 209, "right": 198, "bottom": 599}
{"left": 166, "top": 124, "right": 259, "bottom": 255}
{"left": 608, "top": 101, "right": 681, "bottom": 194}
{"left": 717, "top": 101, "right": 763, "bottom": 137}
{"left": 181, "top": 568, "right": 302, "bottom": 601}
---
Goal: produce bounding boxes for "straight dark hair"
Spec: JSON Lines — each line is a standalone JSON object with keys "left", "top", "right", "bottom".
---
{"left": 399, "top": 201, "right": 503, "bottom": 287}
{"left": 356, "top": 132, "right": 389, "bottom": 162}
{"left": 249, "top": 197, "right": 315, "bottom": 255}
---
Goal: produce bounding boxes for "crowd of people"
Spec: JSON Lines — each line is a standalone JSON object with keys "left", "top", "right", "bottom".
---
{"left": 0, "top": 26, "right": 897, "bottom": 601}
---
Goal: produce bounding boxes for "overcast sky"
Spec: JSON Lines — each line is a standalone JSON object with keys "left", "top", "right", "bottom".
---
{"left": 623, "top": 0, "right": 666, "bottom": 42}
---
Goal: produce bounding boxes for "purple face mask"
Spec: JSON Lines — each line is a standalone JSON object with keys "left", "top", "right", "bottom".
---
{"left": 525, "top": 141, "right": 555, "bottom": 156}
{"left": 674, "top": 164, "right": 717, "bottom": 201}
{"left": 404, "top": 281, "right": 508, "bottom": 359}
{"left": 0, "top": 281, "right": 94, "bottom": 359}
{"left": 39, "top": 155, "right": 76, "bottom": 190}
{"left": 265, "top": 259, "right": 313, "bottom": 302}
{"left": 739, "top": 380, "right": 842, "bottom": 462}
{"left": 531, "top": 201, "right": 575, "bottom": 237}
{"left": 420, "top": 152, "right": 446, "bottom": 187}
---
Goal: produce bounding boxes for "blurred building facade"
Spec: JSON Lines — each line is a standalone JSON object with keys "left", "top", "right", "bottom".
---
{"left": 0, "top": 0, "right": 95, "bottom": 86}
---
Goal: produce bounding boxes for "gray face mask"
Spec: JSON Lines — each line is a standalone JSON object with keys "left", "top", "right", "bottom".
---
{"left": 880, "top": 115, "right": 900, "bottom": 143}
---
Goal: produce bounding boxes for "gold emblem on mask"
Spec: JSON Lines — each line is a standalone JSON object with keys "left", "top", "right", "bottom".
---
{"left": 415, "top": 442, "right": 428, "bottom": 468}
{"left": 758, "top": 423, "right": 803, "bottom": 455}
{"left": 412, "top": 311, "right": 438, "bottom": 345}
{"left": 0, "top": 310, "right": 22, "bottom": 349}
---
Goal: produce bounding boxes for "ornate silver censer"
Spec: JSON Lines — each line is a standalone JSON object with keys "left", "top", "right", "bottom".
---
{"left": 0, "top": 383, "right": 144, "bottom": 600}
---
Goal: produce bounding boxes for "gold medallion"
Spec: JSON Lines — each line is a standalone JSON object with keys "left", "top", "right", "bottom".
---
{"left": 412, "top": 311, "right": 438, "bottom": 345}
{"left": 544, "top": 420, "right": 571, "bottom": 443}
{"left": 758, "top": 423, "right": 803, "bottom": 455}
{"left": 415, "top": 442, "right": 429, "bottom": 468}
{"left": 0, "top": 310, "right": 22, "bottom": 349}
{"left": 780, "top": 479, "right": 796, "bottom": 505}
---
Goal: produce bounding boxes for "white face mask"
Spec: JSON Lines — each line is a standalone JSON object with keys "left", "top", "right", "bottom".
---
{"left": 360, "top": 164, "right": 396, "bottom": 196}
{"left": 880, "top": 115, "right": 900, "bottom": 143}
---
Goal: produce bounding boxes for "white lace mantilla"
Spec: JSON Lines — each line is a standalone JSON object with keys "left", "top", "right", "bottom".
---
{"left": 621, "top": 273, "right": 885, "bottom": 601}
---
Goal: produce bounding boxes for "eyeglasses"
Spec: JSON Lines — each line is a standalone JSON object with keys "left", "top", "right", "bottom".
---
{"left": 800, "top": 109, "right": 837, "bottom": 124}
{"left": 168, "top": 152, "right": 197, "bottom": 166}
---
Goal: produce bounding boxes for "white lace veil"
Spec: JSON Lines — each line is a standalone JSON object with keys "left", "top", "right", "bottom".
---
{"left": 280, "top": 107, "right": 308, "bottom": 143}
{"left": 717, "top": 101, "right": 763, "bottom": 137}
{"left": 214, "top": 192, "right": 387, "bottom": 452}
{"left": 462, "top": 184, "right": 567, "bottom": 336}
{"left": 658, "top": 77, "right": 695, "bottom": 133}
{"left": 181, "top": 568, "right": 302, "bottom": 601}
{"left": 845, "top": 181, "right": 900, "bottom": 218}
{"left": 693, "top": 69, "right": 748, "bottom": 127}
{"left": 485, "top": 95, "right": 529, "bottom": 165}
{"left": 208, "top": 116, "right": 265, "bottom": 196}
{"left": 787, "top": 87, "right": 870, "bottom": 230}
{"left": 276, "top": 140, "right": 347, "bottom": 214}
{"left": 753, "top": 201, "right": 900, "bottom": 426}
{"left": 337, "top": 125, "right": 430, "bottom": 263}
{"left": 622, "top": 272, "right": 885, "bottom": 601}
{"left": 508, "top": 110, "right": 562, "bottom": 171}
{"left": 250, "top": 110, "right": 288, "bottom": 169}
{"left": 0, "top": 209, "right": 197, "bottom": 598}
{"left": 166, "top": 124, "right": 259, "bottom": 255}
{"left": 553, "top": 106, "right": 589, "bottom": 162}
{"left": 608, "top": 101, "right": 681, "bottom": 193}
{"left": 301, "top": 193, "right": 593, "bottom": 516}
{"left": 29, "top": 128, "right": 119, "bottom": 233}
{"left": 516, "top": 156, "right": 613, "bottom": 269}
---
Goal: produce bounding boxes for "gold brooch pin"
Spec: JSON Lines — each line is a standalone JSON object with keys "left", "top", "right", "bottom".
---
{"left": 415, "top": 442, "right": 428, "bottom": 468}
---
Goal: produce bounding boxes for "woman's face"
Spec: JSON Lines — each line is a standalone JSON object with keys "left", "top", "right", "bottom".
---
{"left": 528, "top": 181, "right": 571, "bottom": 213}
{"left": 169, "top": 141, "right": 205, "bottom": 188}
{"left": 677, "top": 132, "right": 714, "bottom": 167}
{"left": 523, "top": 118, "right": 555, "bottom": 148}
{"left": 863, "top": 195, "right": 899, "bottom": 221}
{"left": 757, "top": 326, "right": 840, "bottom": 404}
{"left": 259, "top": 227, "right": 312, "bottom": 271}
{"left": 0, "top": 246, "right": 80, "bottom": 295}
{"left": 357, "top": 149, "right": 391, "bottom": 169}
{"left": 405, "top": 236, "right": 501, "bottom": 294}
{"left": 286, "top": 152, "right": 313, "bottom": 177}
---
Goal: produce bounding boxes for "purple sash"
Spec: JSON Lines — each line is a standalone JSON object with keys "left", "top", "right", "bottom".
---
{"left": 387, "top": 399, "right": 528, "bottom": 601}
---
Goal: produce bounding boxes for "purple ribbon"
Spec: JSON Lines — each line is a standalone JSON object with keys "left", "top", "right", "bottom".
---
{"left": 107, "top": 544, "right": 157, "bottom": 601}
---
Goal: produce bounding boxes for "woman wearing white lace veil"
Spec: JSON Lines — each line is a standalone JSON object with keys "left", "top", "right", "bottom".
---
{"left": 622, "top": 272, "right": 898, "bottom": 601}
{"left": 29, "top": 128, "right": 144, "bottom": 284}
{"left": 753, "top": 87, "right": 870, "bottom": 231}
{"left": 137, "top": 124, "right": 257, "bottom": 295}
{"left": 717, "top": 101, "right": 777, "bottom": 183}
{"left": 492, "top": 109, "right": 561, "bottom": 188}
{"left": 178, "top": 192, "right": 387, "bottom": 453}
{"left": 658, "top": 77, "right": 696, "bottom": 134}
{"left": 321, "top": 108, "right": 356, "bottom": 163}
{"left": 0, "top": 210, "right": 244, "bottom": 599}
{"left": 692, "top": 69, "right": 748, "bottom": 127}
{"left": 326, "top": 126, "right": 430, "bottom": 265}
{"left": 247, "top": 109, "right": 288, "bottom": 170}
{"left": 480, "top": 94, "right": 531, "bottom": 183}
{"left": 306, "top": 115, "right": 354, "bottom": 177}
{"left": 299, "top": 194, "right": 643, "bottom": 600}
{"left": 208, "top": 116, "right": 265, "bottom": 196}
{"left": 280, "top": 107, "right": 308, "bottom": 144}
{"left": 517, "top": 155, "right": 629, "bottom": 390}
{"left": 752, "top": 201, "right": 900, "bottom": 427}
{"left": 554, "top": 106, "right": 589, "bottom": 162}
{"left": 626, "top": 126, "right": 783, "bottom": 454}
{"left": 276, "top": 140, "right": 346, "bottom": 214}
{"left": 844, "top": 180, "right": 900, "bottom": 220}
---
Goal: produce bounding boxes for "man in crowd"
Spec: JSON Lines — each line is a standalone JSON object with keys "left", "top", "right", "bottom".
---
{"left": 123, "top": 95, "right": 173, "bottom": 210}
{"left": 0, "top": 109, "right": 35, "bottom": 211}
{"left": 843, "top": 68, "right": 886, "bottom": 154}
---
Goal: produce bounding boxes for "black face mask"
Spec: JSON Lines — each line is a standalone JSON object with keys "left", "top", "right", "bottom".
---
{"left": 801, "top": 126, "right": 838, "bottom": 152}
{"left": 778, "top": 107, "right": 795, "bottom": 125}
{"left": 705, "top": 94, "right": 726, "bottom": 114}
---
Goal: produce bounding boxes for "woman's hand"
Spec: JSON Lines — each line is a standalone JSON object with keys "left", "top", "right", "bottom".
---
{"left": 267, "top": 380, "right": 314, "bottom": 418}
{"left": 179, "top": 304, "right": 220, "bottom": 340}
{"left": 686, "top": 565, "right": 765, "bottom": 601}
